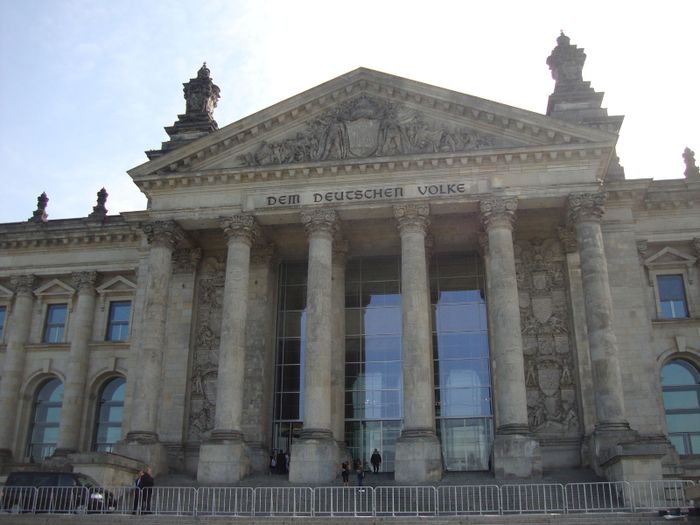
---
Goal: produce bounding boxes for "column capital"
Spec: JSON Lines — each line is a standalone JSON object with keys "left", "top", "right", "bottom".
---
{"left": 567, "top": 192, "right": 607, "bottom": 224}
{"left": 142, "top": 220, "right": 186, "bottom": 250}
{"left": 220, "top": 214, "right": 258, "bottom": 246}
{"left": 480, "top": 197, "right": 518, "bottom": 231}
{"left": 71, "top": 271, "right": 98, "bottom": 293}
{"left": 301, "top": 208, "right": 338, "bottom": 238}
{"left": 10, "top": 274, "right": 36, "bottom": 295}
{"left": 394, "top": 203, "right": 430, "bottom": 235}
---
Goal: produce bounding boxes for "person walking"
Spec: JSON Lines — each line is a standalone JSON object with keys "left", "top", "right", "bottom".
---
{"left": 355, "top": 459, "right": 365, "bottom": 492}
{"left": 370, "top": 449, "right": 382, "bottom": 473}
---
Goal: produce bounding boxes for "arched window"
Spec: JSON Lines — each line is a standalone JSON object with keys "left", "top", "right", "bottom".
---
{"left": 661, "top": 360, "right": 700, "bottom": 455}
{"left": 27, "top": 378, "right": 63, "bottom": 461}
{"left": 93, "top": 377, "right": 125, "bottom": 452}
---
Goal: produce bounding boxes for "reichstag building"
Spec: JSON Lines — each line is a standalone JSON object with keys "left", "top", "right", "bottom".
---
{"left": 0, "top": 33, "right": 698, "bottom": 485}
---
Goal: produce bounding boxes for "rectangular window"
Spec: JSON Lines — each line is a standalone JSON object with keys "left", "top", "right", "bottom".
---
{"left": 658, "top": 275, "right": 689, "bottom": 319}
{"left": 43, "top": 304, "right": 67, "bottom": 343}
{"left": 0, "top": 305, "right": 6, "bottom": 341}
{"left": 106, "top": 301, "right": 131, "bottom": 341}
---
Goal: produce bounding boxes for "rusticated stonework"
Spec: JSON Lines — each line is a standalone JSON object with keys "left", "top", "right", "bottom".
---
{"left": 515, "top": 238, "right": 580, "bottom": 436}
{"left": 187, "top": 256, "right": 225, "bottom": 442}
{"left": 238, "top": 95, "right": 498, "bottom": 167}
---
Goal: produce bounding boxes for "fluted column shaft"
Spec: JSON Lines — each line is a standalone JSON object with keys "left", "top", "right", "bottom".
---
{"left": 127, "top": 221, "right": 182, "bottom": 442}
{"left": 394, "top": 204, "right": 435, "bottom": 435}
{"left": 211, "top": 215, "right": 257, "bottom": 440}
{"left": 480, "top": 197, "right": 529, "bottom": 433}
{"left": 56, "top": 272, "right": 98, "bottom": 453}
{"left": 0, "top": 275, "right": 35, "bottom": 457}
{"left": 568, "top": 193, "right": 628, "bottom": 430}
{"left": 331, "top": 241, "right": 348, "bottom": 443}
{"left": 300, "top": 209, "right": 336, "bottom": 436}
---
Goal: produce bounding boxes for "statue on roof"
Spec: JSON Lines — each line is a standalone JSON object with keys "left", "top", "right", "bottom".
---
{"left": 683, "top": 147, "right": 699, "bottom": 179}
{"left": 546, "top": 31, "right": 587, "bottom": 91}
{"left": 184, "top": 62, "right": 220, "bottom": 119}
{"left": 28, "top": 192, "right": 48, "bottom": 223}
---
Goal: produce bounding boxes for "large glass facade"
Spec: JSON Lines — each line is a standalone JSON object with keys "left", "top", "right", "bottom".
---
{"left": 432, "top": 253, "right": 492, "bottom": 471}
{"left": 345, "top": 256, "right": 402, "bottom": 471}
{"left": 272, "top": 253, "right": 493, "bottom": 472}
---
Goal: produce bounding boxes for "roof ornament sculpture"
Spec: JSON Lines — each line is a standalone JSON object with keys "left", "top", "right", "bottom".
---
{"left": 88, "top": 187, "right": 108, "bottom": 220}
{"left": 546, "top": 31, "right": 587, "bottom": 92}
{"left": 28, "top": 192, "right": 49, "bottom": 223}
{"left": 145, "top": 63, "right": 221, "bottom": 160}
{"left": 684, "top": 147, "right": 699, "bottom": 179}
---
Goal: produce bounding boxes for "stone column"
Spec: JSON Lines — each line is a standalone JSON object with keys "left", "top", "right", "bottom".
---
{"left": 289, "top": 208, "right": 339, "bottom": 483}
{"left": 117, "top": 220, "right": 183, "bottom": 473}
{"left": 480, "top": 197, "right": 541, "bottom": 478}
{"left": 568, "top": 193, "right": 630, "bottom": 432}
{"left": 0, "top": 275, "right": 35, "bottom": 465}
{"left": 198, "top": 214, "right": 257, "bottom": 483}
{"left": 331, "top": 240, "right": 348, "bottom": 457}
{"left": 55, "top": 271, "right": 98, "bottom": 455}
{"left": 393, "top": 203, "right": 442, "bottom": 482}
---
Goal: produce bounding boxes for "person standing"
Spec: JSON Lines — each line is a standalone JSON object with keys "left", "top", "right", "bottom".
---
{"left": 355, "top": 459, "right": 365, "bottom": 492}
{"left": 133, "top": 467, "right": 154, "bottom": 514}
{"left": 341, "top": 462, "right": 350, "bottom": 487}
{"left": 370, "top": 449, "right": 382, "bottom": 473}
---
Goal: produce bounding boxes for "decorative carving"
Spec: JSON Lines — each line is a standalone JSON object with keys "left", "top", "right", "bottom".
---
{"left": 547, "top": 32, "right": 587, "bottom": 91}
{"left": 480, "top": 197, "right": 517, "bottom": 231}
{"left": 237, "top": 95, "right": 496, "bottom": 167}
{"left": 684, "top": 147, "right": 700, "bottom": 179}
{"left": 516, "top": 238, "right": 580, "bottom": 435}
{"left": 185, "top": 63, "right": 220, "bottom": 120}
{"left": 88, "top": 188, "right": 108, "bottom": 220}
{"left": 301, "top": 208, "right": 338, "bottom": 237}
{"left": 558, "top": 226, "right": 577, "bottom": 254}
{"left": 221, "top": 214, "right": 258, "bottom": 245}
{"left": 28, "top": 192, "right": 49, "bottom": 223}
{"left": 636, "top": 240, "right": 649, "bottom": 265}
{"left": 71, "top": 271, "right": 98, "bottom": 292}
{"left": 567, "top": 192, "right": 606, "bottom": 224}
{"left": 394, "top": 203, "right": 430, "bottom": 235}
{"left": 10, "top": 274, "right": 36, "bottom": 295}
{"left": 142, "top": 220, "right": 186, "bottom": 250}
{"left": 187, "top": 256, "right": 225, "bottom": 442}
{"left": 172, "top": 248, "right": 202, "bottom": 274}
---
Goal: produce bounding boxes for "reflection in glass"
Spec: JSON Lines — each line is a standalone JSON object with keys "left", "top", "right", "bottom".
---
{"left": 27, "top": 378, "right": 63, "bottom": 460}
{"left": 93, "top": 377, "right": 125, "bottom": 452}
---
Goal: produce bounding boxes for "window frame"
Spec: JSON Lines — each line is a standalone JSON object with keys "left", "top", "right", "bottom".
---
{"left": 656, "top": 273, "right": 690, "bottom": 319}
{"left": 643, "top": 246, "right": 696, "bottom": 320}
{"left": 661, "top": 359, "right": 700, "bottom": 455}
{"left": 92, "top": 376, "right": 126, "bottom": 452}
{"left": 96, "top": 276, "right": 137, "bottom": 344}
{"left": 42, "top": 303, "right": 69, "bottom": 344}
{"left": 26, "top": 377, "right": 64, "bottom": 461}
{"left": 105, "top": 300, "right": 132, "bottom": 342}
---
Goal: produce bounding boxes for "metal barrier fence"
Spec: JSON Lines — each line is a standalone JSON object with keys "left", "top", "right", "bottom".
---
{"left": 0, "top": 480, "right": 694, "bottom": 517}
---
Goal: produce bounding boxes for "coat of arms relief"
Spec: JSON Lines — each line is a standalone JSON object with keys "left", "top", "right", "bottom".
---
{"left": 516, "top": 238, "right": 580, "bottom": 435}
{"left": 187, "top": 256, "right": 225, "bottom": 442}
{"left": 237, "top": 95, "right": 503, "bottom": 167}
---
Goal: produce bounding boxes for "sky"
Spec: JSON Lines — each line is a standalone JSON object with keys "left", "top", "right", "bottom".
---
{"left": 1, "top": 0, "right": 698, "bottom": 223}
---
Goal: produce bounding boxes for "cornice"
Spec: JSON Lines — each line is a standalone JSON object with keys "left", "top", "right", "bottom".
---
{"left": 0, "top": 224, "right": 141, "bottom": 251}
{"left": 133, "top": 143, "right": 611, "bottom": 193}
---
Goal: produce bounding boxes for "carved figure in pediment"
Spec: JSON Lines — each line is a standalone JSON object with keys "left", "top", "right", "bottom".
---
{"left": 320, "top": 115, "right": 350, "bottom": 160}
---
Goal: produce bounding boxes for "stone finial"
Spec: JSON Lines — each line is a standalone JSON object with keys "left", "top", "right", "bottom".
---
{"left": 89, "top": 188, "right": 108, "bottom": 220}
{"left": 546, "top": 31, "right": 587, "bottom": 91}
{"left": 28, "top": 192, "right": 49, "bottom": 223}
{"left": 683, "top": 147, "right": 700, "bottom": 179}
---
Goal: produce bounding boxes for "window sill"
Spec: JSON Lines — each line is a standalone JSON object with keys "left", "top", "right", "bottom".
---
{"left": 652, "top": 317, "right": 698, "bottom": 325}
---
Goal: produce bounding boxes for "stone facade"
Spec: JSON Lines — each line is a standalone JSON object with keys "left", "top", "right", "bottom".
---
{"left": 0, "top": 35, "right": 699, "bottom": 483}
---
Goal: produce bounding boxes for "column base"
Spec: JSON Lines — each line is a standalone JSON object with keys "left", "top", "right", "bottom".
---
{"left": 113, "top": 437, "right": 168, "bottom": 476}
{"left": 246, "top": 441, "right": 270, "bottom": 475}
{"left": 197, "top": 436, "right": 250, "bottom": 484}
{"left": 590, "top": 426, "right": 665, "bottom": 482}
{"left": 492, "top": 432, "right": 542, "bottom": 479}
{"left": 394, "top": 429, "right": 442, "bottom": 483}
{"left": 289, "top": 429, "right": 338, "bottom": 484}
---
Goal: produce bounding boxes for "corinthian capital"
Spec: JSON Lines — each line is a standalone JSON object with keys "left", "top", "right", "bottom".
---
{"left": 480, "top": 197, "right": 517, "bottom": 231}
{"left": 220, "top": 214, "right": 258, "bottom": 246}
{"left": 142, "top": 220, "right": 185, "bottom": 250}
{"left": 71, "top": 271, "right": 98, "bottom": 293}
{"left": 568, "top": 192, "right": 606, "bottom": 224}
{"left": 301, "top": 208, "right": 338, "bottom": 238}
{"left": 10, "top": 274, "right": 36, "bottom": 295}
{"left": 394, "top": 203, "right": 430, "bottom": 235}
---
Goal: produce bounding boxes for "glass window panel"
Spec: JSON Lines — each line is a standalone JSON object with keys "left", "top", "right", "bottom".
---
{"left": 690, "top": 435, "right": 700, "bottom": 454}
{"left": 669, "top": 435, "right": 687, "bottom": 455}
{"left": 0, "top": 306, "right": 6, "bottom": 340}
{"left": 658, "top": 275, "right": 689, "bottom": 318}
{"left": 663, "top": 390, "right": 700, "bottom": 410}
{"left": 283, "top": 311, "right": 304, "bottom": 338}
{"left": 281, "top": 365, "right": 301, "bottom": 392}
{"left": 43, "top": 304, "right": 67, "bottom": 343}
{"left": 364, "top": 336, "right": 401, "bottom": 362}
{"left": 666, "top": 413, "right": 700, "bottom": 433}
{"left": 104, "top": 406, "right": 124, "bottom": 423}
{"left": 345, "top": 282, "right": 361, "bottom": 308}
{"left": 436, "top": 304, "right": 481, "bottom": 332}
{"left": 282, "top": 340, "right": 301, "bottom": 364}
{"left": 662, "top": 361, "right": 698, "bottom": 386}
{"left": 364, "top": 308, "right": 401, "bottom": 335}
{"left": 280, "top": 394, "right": 300, "bottom": 420}
{"left": 345, "top": 309, "right": 362, "bottom": 336}
{"left": 345, "top": 337, "right": 362, "bottom": 363}
{"left": 284, "top": 286, "right": 306, "bottom": 310}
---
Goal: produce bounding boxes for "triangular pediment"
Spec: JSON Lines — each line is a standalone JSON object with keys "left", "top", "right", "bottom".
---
{"left": 96, "top": 275, "right": 137, "bottom": 295}
{"left": 644, "top": 247, "right": 697, "bottom": 268}
{"left": 34, "top": 279, "right": 75, "bottom": 298}
{"left": 130, "top": 68, "right": 617, "bottom": 178}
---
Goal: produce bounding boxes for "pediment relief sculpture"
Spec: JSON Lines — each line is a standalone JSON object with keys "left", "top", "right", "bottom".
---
{"left": 236, "top": 95, "right": 510, "bottom": 168}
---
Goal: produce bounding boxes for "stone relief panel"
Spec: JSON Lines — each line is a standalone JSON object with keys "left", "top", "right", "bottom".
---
{"left": 515, "top": 238, "right": 581, "bottom": 436}
{"left": 237, "top": 95, "right": 509, "bottom": 167}
{"left": 187, "top": 256, "right": 225, "bottom": 442}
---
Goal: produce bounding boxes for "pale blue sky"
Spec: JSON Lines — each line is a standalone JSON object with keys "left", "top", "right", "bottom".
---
{"left": 1, "top": 0, "right": 698, "bottom": 222}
